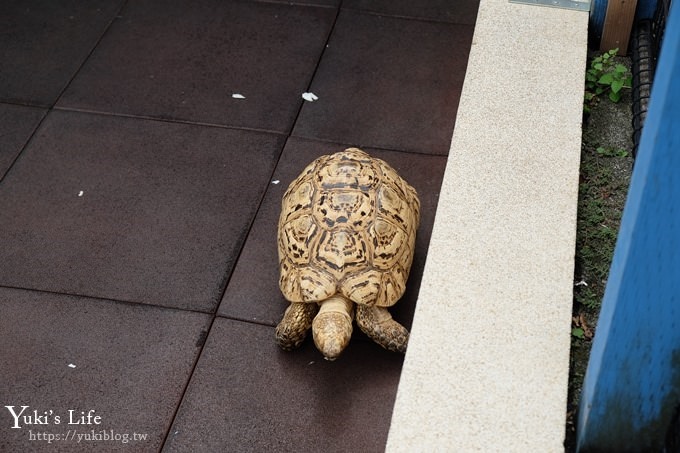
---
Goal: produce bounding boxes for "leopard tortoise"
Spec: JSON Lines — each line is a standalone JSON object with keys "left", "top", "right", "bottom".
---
{"left": 275, "top": 148, "right": 420, "bottom": 360}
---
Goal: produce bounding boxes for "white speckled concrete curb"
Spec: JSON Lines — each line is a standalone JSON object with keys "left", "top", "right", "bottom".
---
{"left": 386, "top": 0, "right": 588, "bottom": 451}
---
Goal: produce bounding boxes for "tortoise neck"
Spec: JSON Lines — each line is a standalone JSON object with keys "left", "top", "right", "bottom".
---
{"left": 318, "top": 295, "right": 354, "bottom": 319}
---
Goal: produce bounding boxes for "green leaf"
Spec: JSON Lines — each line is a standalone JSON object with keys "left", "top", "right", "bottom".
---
{"left": 593, "top": 62, "right": 604, "bottom": 71}
{"left": 611, "top": 79, "right": 624, "bottom": 93}
{"left": 615, "top": 64, "right": 628, "bottom": 74}
{"left": 598, "top": 73, "right": 614, "bottom": 85}
{"left": 609, "top": 90, "right": 621, "bottom": 102}
{"left": 572, "top": 327, "right": 585, "bottom": 339}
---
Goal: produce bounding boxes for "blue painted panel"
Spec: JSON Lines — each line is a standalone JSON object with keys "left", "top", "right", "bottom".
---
{"left": 636, "top": 0, "right": 659, "bottom": 20}
{"left": 577, "top": 3, "right": 680, "bottom": 451}
{"left": 590, "top": 0, "right": 608, "bottom": 42}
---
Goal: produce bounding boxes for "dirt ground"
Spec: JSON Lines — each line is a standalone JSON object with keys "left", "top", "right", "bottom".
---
{"left": 564, "top": 53, "right": 635, "bottom": 451}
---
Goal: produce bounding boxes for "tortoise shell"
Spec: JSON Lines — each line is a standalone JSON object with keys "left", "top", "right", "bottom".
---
{"left": 278, "top": 148, "right": 420, "bottom": 308}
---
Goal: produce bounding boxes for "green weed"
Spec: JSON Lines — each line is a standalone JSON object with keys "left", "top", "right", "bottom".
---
{"left": 584, "top": 49, "right": 633, "bottom": 113}
{"left": 596, "top": 146, "right": 629, "bottom": 158}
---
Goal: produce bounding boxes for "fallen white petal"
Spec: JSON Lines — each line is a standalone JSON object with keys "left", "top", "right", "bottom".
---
{"left": 68, "top": 363, "right": 76, "bottom": 368}
{"left": 302, "top": 92, "right": 318, "bottom": 102}
{"left": 78, "top": 191, "right": 84, "bottom": 197}
{"left": 272, "top": 180, "right": 280, "bottom": 185}
{"left": 232, "top": 94, "right": 246, "bottom": 99}
{"left": 575, "top": 280, "right": 588, "bottom": 287}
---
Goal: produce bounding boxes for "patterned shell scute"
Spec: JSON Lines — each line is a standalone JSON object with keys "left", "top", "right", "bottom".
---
{"left": 278, "top": 148, "right": 420, "bottom": 307}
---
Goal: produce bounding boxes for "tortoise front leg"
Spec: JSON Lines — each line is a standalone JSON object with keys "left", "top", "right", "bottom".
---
{"left": 275, "top": 302, "right": 319, "bottom": 351}
{"left": 356, "top": 305, "right": 409, "bottom": 353}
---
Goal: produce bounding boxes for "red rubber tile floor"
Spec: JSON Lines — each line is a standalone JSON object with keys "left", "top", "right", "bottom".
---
{"left": 0, "top": 1, "right": 477, "bottom": 451}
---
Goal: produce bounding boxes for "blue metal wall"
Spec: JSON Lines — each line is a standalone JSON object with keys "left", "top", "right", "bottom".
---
{"left": 577, "top": 1, "right": 680, "bottom": 450}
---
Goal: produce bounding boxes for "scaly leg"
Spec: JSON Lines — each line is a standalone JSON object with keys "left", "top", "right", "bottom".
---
{"left": 275, "top": 302, "right": 319, "bottom": 351}
{"left": 356, "top": 305, "right": 409, "bottom": 353}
